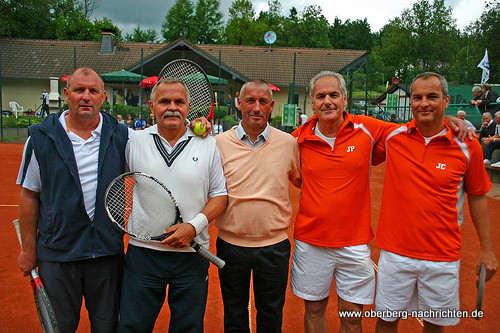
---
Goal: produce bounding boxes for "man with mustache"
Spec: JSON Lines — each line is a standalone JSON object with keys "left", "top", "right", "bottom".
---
{"left": 16, "top": 67, "right": 131, "bottom": 331}
{"left": 119, "top": 77, "right": 228, "bottom": 332}
{"left": 214, "top": 80, "right": 301, "bottom": 332}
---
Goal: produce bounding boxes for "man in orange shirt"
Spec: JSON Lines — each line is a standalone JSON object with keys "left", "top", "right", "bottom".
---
{"left": 291, "top": 72, "right": 398, "bottom": 332}
{"left": 374, "top": 72, "right": 497, "bottom": 332}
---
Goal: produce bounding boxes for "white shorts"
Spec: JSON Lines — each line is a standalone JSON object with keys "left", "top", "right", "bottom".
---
{"left": 375, "top": 250, "right": 460, "bottom": 326}
{"left": 290, "top": 240, "right": 375, "bottom": 304}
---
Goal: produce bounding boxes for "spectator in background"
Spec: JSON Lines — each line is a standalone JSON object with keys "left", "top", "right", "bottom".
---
{"left": 41, "top": 89, "right": 50, "bottom": 117}
{"left": 146, "top": 113, "right": 155, "bottom": 128}
{"left": 479, "top": 112, "right": 496, "bottom": 143}
{"left": 234, "top": 91, "right": 242, "bottom": 120}
{"left": 213, "top": 119, "right": 223, "bottom": 135}
{"left": 126, "top": 91, "right": 138, "bottom": 106}
{"left": 134, "top": 114, "right": 146, "bottom": 130}
{"left": 125, "top": 115, "right": 134, "bottom": 129}
{"left": 470, "top": 85, "right": 484, "bottom": 112}
{"left": 475, "top": 84, "right": 500, "bottom": 114}
{"left": 115, "top": 90, "right": 125, "bottom": 105}
{"left": 299, "top": 111, "right": 308, "bottom": 125}
{"left": 390, "top": 114, "right": 398, "bottom": 123}
{"left": 483, "top": 111, "right": 500, "bottom": 167}
{"left": 117, "top": 114, "right": 125, "bottom": 124}
{"left": 457, "top": 110, "right": 476, "bottom": 129}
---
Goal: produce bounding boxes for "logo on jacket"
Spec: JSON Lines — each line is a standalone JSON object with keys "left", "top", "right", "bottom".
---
{"left": 436, "top": 163, "right": 446, "bottom": 170}
{"left": 346, "top": 146, "right": 355, "bottom": 153}
{"left": 193, "top": 156, "right": 199, "bottom": 162}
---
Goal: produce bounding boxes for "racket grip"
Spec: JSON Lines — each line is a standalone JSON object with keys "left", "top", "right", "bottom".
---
{"left": 190, "top": 242, "right": 225, "bottom": 269}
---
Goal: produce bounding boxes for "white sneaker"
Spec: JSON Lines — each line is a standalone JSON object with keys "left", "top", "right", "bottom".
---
{"left": 484, "top": 159, "right": 491, "bottom": 165}
{"left": 490, "top": 161, "right": 500, "bottom": 168}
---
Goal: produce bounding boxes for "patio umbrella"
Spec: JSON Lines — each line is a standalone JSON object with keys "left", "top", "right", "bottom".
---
{"left": 60, "top": 75, "right": 70, "bottom": 83}
{"left": 100, "top": 70, "right": 145, "bottom": 83}
{"left": 268, "top": 83, "right": 280, "bottom": 91}
{"left": 139, "top": 76, "right": 158, "bottom": 88}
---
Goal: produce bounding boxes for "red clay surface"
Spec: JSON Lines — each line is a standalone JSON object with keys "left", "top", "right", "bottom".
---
{"left": 1, "top": 142, "right": 498, "bottom": 332}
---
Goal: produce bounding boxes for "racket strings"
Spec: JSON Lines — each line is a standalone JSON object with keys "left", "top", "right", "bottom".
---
{"left": 106, "top": 174, "right": 179, "bottom": 239}
{"left": 159, "top": 61, "right": 212, "bottom": 121}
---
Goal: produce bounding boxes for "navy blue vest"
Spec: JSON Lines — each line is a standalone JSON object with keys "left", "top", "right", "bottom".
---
{"left": 24, "top": 111, "right": 128, "bottom": 261}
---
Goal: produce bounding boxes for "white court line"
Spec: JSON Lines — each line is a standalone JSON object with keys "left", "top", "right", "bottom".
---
{"left": 0, "top": 204, "right": 18, "bottom": 207}
{"left": 371, "top": 257, "right": 423, "bottom": 327}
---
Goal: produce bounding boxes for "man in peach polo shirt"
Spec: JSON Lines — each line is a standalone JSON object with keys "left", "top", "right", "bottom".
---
{"left": 374, "top": 72, "right": 497, "bottom": 332}
{"left": 215, "top": 80, "right": 301, "bottom": 332}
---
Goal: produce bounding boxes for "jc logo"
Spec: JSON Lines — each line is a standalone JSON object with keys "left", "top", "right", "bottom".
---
{"left": 436, "top": 163, "right": 446, "bottom": 170}
{"left": 346, "top": 146, "right": 355, "bottom": 153}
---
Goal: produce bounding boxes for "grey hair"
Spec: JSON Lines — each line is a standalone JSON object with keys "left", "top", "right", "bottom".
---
{"left": 472, "top": 86, "right": 482, "bottom": 93}
{"left": 67, "top": 67, "right": 104, "bottom": 90}
{"left": 495, "top": 111, "right": 500, "bottom": 118}
{"left": 240, "top": 80, "right": 273, "bottom": 99}
{"left": 411, "top": 72, "right": 448, "bottom": 97}
{"left": 309, "top": 71, "right": 347, "bottom": 98}
{"left": 483, "top": 112, "right": 492, "bottom": 119}
{"left": 457, "top": 110, "right": 466, "bottom": 116}
{"left": 150, "top": 77, "right": 190, "bottom": 103}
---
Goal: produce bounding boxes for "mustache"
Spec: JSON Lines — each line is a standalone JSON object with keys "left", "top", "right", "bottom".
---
{"left": 162, "top": 110, "right": 182, "bottom": 119}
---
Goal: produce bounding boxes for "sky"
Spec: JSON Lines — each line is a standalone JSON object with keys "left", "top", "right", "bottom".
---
{"left": 90, "top": 0, "right": 487, "bottom": 38}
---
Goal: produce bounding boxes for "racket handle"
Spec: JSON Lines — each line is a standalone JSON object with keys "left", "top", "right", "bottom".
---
{"left": 190, "top": 241, "right": 225, "bottom": 269}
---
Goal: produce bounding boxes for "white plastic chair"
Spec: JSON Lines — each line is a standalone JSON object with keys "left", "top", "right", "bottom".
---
{"left": 9, "top": 101, "right": 24, "bottom": 118}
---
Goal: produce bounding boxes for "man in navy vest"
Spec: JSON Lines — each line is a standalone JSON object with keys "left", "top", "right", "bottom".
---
{"left": 17, "top": 67, "right": 130, "bottom": 332}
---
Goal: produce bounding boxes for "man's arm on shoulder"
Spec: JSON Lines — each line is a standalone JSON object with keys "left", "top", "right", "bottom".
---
{"left": 468, "top": 194, "right": 498, "bottom": 282}
{"left": 17, "top": 187, "right": 40, "bottom": 276}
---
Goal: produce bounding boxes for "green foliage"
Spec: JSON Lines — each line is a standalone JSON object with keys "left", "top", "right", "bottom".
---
{"left": 0, "top": 116, "right": 43, "bottom": 128}
{"left": 125, "top": 25, "right": 159, "bottom": 43}
{"left": 0, "top": 0, "right": 121, "bottom": 41}
{"left": 329, "top": 18, "right": 374, "bottom": 50}
{"left": 282, "top": 5, "right": 332, "bottom": 48}
{"left": 162, "top": 0, "right": 195, "bottom": 42}
{"left": 214, "top": 106, "right": 229, "bottom": 119}
{"left": 225, "top": 0, "right": 258, "bottom": 45}
{"left": 192, "top": 0, "right": 224, "bottom": 43}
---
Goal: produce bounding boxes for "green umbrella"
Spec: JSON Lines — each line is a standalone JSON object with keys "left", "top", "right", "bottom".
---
{"left": 207, "top": 75, "right": 227, "bottom": 85}
{"left": 100, "top": 70, "right": 146, "bottom": 83}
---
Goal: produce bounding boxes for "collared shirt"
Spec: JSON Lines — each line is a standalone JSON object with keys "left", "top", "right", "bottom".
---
{"left": 18, "top": 111, "right": 104, "bottom": 220}
{"left": 234, "top": 121, "right": 270, "bottom": 148}
{"left": 125, "top": 124, "right": 227, "bottom": 199}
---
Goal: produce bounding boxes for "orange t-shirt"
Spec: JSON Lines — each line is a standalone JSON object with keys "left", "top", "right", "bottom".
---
{"left": 375, "top": 120, "right": 492, "bottom": 261}
{"left": 292, "top": 113, "right": 397, "bottom": 247}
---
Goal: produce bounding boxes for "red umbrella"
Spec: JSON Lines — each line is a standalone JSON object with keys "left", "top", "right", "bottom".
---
{"left": 268, "top": 83, "right": 280, "bottom": 91}
{"left": 139, "top": 76, "right": 158, "bottom": 88}
{"left": 61, "top": 75, "right": 70, "bottom": 83}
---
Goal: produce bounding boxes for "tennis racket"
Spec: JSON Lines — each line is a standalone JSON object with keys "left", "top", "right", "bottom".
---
{"left": 475, "top": 264, "right": 486, "bottom": 320}
{"left": 158, "top": 59, "right": 214, "bottom": 122}
{"left": 104, "top": 172, "right": 225, "bottom": 269}
{"left": 12, "top": 219, "right": 60, "bottom": 333}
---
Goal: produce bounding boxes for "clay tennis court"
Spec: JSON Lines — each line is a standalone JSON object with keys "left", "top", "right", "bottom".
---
{"left": 1, "top": 141, "right": 499, "bottom": 332}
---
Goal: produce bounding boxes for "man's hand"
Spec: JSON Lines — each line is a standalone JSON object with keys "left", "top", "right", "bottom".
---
{"left": 189, "top": 118, "right": 212, "bottom": 138}
{"left": 446, "top": 116, "right": 473, "bottom": 141}
{"left": 484, "top": 136, "right": 494, "bottom": 145}
{"left": 476, "top": 249, "right": 498, "bottom": 282}
{"left": 161, "top": 223, "right": 196, "bottom": 248}
{"left": 18, "top": 249, "right": 37, "bottom": 277}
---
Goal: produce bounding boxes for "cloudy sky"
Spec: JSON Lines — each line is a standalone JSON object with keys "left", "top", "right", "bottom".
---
{"left": 91, "top": 0, "right": 486, "bottom": 37}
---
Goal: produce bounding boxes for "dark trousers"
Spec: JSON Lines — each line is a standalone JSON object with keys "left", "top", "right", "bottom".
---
{"left": 217, "top": 238, "right": 290, "bottom": 333}
{"left": 38, "top": 254, "right": 123, "bottom": 333}
{"left": 118, "top": 245, "right": 209, "bottom": 333}
{"left": 41, "top": 103, "right": 49, "bottom": 117}
{"left": 485, "top": 141, "right": 500, "bottom": 160}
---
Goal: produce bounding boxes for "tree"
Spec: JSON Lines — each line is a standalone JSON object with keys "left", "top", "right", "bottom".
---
{"left": 282, "top": 5, "right": 331, "bottom": 48}
{"left": 225, "top": 0, "right": 258, "bottom": 45}
{"left": 125, "top": 25, "right": 159, "bottom": 43}
{"left": 371, "top": 0, "right": 459, "bottom": 80}
{"left": 329, "top": 18, "right": 374, "bottom": 50}
{"left": 464, "top": 0, "right": 500, "bottom": 82}
{"left": 77, "top": 0, "right": 102, "bottom": 18}
{"left": 162, "top": 0, "right": 195, "bottom": 42}
{"left": 191, "top": 0, "right": 224, "bottom": 44}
